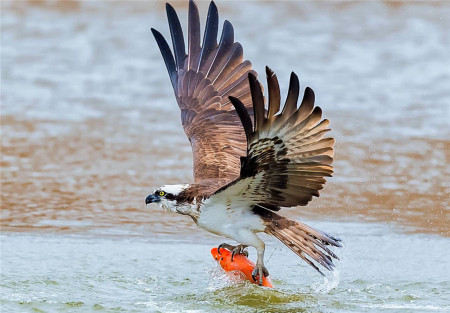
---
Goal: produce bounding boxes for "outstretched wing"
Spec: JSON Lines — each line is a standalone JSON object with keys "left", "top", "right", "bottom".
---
{"left": 218, "top": 67, "right": 334, "bottom": 209}
{"left": 152, "top": 0, "right": 256, "bottom": 184}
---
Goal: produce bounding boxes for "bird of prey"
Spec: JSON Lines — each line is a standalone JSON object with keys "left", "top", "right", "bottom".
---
{"left": 146, "top": 0, "right": 342, "bottom": 284}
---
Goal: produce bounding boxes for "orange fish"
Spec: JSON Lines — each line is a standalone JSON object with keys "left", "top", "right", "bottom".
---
{"left": 211, "top": 247, "right": 273, "bottom": 288}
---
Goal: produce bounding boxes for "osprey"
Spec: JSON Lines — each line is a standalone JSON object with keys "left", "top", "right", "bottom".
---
{"left": 146, "top": 0, "right": 342, "bottom": 284}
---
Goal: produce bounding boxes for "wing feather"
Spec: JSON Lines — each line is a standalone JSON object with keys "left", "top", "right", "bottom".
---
{"left": 152, "top": 0, "right": 256, "bottom": 184}
{"left": 266, "top": 66, "right": 281, "bottom": 121}
{"left": 166, "top": 3, "right": 186, "bottom": 71}
{"left": 198, "top": 1, "right": 218, "bottom": 72}
{"left": 151, "top": 28, "right": 177, "bottom": 89}
{"left": 229, "top": 96, "right": 252, "bottom": 143}
{"left": 187, "top": 0, "right": 200, "bottom": 70}
{"left": 206, "top": 20, "right": 234, "bottom": 78}
{"left": 281, "top": 72, "right": 299, "bottom": 117}
{"left": 249, "top": 73, "right": 265, "bottom": 135}
{"left": 217, "top": 68, "right": 334, "bottom": 208}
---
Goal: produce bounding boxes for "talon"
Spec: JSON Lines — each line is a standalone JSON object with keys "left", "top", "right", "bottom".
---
{"left": 217, "top": 243, "right": 232, "bottom": 255}
{"left": 231, "top": 244, "right": 248, "bottom": 262}
{"left": 217, "top": 243, "right": 225, "bottom": 255}
{"left": 217, "top": 244, "right": 248, "bottom": 262}
{"left": 252, "top": 264, "right": 269, "bottom": 286}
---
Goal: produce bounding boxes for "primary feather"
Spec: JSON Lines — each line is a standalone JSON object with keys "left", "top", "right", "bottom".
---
{"left": 224, "top": 67, "right": 334, "bottom": 208}
{"left": 152, "top": 0, "right": 256, "bottom": 187}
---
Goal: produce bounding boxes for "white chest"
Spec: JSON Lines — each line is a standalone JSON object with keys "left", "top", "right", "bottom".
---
{"left": 196, "top": 198, "right": 266, "bottom": 238}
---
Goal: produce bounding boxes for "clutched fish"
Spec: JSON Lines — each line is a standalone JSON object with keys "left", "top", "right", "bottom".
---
{"left": 211, "top": 246, "right": 273, "bottom": 288}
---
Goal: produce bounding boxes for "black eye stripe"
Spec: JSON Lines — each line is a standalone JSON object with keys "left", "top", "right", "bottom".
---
{"left": 165, "top": 193, "right": 175, "bottom": 200}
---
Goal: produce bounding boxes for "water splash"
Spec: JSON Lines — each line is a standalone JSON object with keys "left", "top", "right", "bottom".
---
{"left": 311, "top": 269, "right": 340, "bottom": 294}
{"left": 206, "top": 263, "right": 247, "bottom": 291}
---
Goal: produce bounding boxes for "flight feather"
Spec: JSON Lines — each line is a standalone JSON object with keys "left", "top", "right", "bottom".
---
{"left": 224, "top": 67, "right": 334, "bottom": 208}
{"left": 152, "top": 0, "right": 256, "bottom": 185}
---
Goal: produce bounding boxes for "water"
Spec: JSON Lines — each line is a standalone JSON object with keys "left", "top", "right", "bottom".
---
{"left": 2, "top": 222, "right": 449, "bottom": 312}
{"left": 1, "top": 1, "right": 449, "bottom": 312}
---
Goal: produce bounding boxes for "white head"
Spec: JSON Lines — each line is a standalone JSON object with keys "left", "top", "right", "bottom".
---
{"left": 145, "top": 184, "right": 189, "bottom": 213}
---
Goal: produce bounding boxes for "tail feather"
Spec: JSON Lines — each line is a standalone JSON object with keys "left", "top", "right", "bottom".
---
{"left": 271, "top": 229, "right": 325, "bottom": 275}
{"left": 279, "top": 228, "right": 334, "bottom": 272}
{"left": 258, "top": 208, "right": 342, "bottom": 275}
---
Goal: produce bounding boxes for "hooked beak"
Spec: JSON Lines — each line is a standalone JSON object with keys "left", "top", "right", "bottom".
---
{"left": 145, "top": 194, "right": 160, "bottom": 205}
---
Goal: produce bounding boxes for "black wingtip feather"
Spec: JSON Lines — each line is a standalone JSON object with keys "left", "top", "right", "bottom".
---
{"left": 222, "top": 20, "right": 234, "bottom": 39}
{"left": 266, "top": 66, "right": 281, "bottom": 119}
{"left": 151, "top": 28, "right": 177, "bottom": 89}
{"left": 188, "top": 0, "right": 200, "bottom": 70}
{"left": 302, "top": 87, "right": 315, "bottom": 106}
{"left": 205, "top": 20, "right": 234, "bottom": 77}
{"left": 248, "top": 73, "right": 265, "bottom": 132}
{"left": 166, "top": 3, "right": 186, "bottom": 70}
{"left": 217, "top": 20, "right": 234, "bottom": 51}
{"left": 282, "top": 71, "right": 300, "bottom": 116}
{"left": 199, "top": 1, "right": 219, "bottom": 69}
{"left": 229, "top": 96, "right": 252, "bottom": 145}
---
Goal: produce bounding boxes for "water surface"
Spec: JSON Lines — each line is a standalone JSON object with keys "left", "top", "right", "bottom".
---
{"left": 2, "top": 222, "right": 449, "bottom": 312}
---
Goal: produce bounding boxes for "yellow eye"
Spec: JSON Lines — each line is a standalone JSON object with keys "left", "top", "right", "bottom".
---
{"left": 159, "top": 191, "right": 165, "bottom": 196}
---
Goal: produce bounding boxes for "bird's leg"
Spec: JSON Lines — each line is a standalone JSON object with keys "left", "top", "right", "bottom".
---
{"left": 217, "top": 243, "right": 235, "bottom": 253}
{"left": 251, "top": 244, "right": 269, "bottom": 285}
{"left": 217, "top": 243, "right": 249, "bottom": 261}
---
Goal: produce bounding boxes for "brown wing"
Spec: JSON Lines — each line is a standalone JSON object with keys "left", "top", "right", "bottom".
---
{"left": 217, "top": 67, "right": 334, "bottom": 208}
{"left": 151, "top": 0, "right": 256, "bottom": 183}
